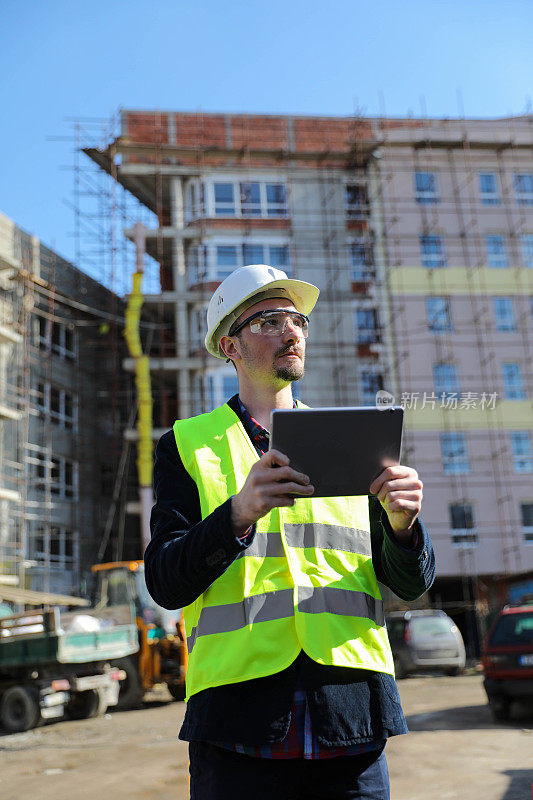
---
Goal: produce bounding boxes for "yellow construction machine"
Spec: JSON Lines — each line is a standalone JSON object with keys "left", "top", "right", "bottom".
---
{"left": 92, "top": 561, "right": 187, "bottom": 708}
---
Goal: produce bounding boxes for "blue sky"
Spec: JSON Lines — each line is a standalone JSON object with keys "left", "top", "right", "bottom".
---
{"left": 1, "top": 0, "right": 532, "bottom": 285}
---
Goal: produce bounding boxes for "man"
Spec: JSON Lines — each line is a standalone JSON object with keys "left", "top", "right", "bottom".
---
{"left": 146, "top": 264, "right": 435, "bottom": 800}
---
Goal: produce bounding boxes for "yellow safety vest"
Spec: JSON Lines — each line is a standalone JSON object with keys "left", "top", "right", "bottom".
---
{"left": 174, "top": 403, "right": 394, "bottom": 700}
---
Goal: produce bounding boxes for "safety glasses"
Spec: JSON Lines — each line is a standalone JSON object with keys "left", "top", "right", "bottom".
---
{"left": 228, "top": 308, "right": 309, "bottom": 338}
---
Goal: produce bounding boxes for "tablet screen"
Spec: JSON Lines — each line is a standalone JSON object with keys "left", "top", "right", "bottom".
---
{"left": 270, "top": 406, "right": 404, "bottom": 497}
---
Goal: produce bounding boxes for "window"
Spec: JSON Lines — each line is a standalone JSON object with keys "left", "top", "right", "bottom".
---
{"left": 522, "top": 503, "right": 533, "bottom": 543}
{"left": 49, "top": 321, "right": 76, "bottom": 360}
{"left": 188, "top": 244, "right": 207, "bottom": 283}
{"left": 449, "top": 503, "right": 477, "bottom": 547}
{"left": 345, "top": 184, "right": 367, "bottom": 217}
{"left": 266, "top": 183, "right": 287, "bottom": 216}
{"left": 268, "top": 245, "right": 290, "bottom": 274}
{"left": 214, "top": 183, "right": 236, "bottom": 216}
{"left": 486, "top": 235, "right": 508, "bottom": 268}
{"left": 243, "top": 244, "right": 291, "bottom": 274}
{"left": 420, "top": 235, "right": 446, "bottom": 268}
{"left": 360, "top": 372, "right": 383, "bottom": 404}
{"left": 415, "top": 172, "right": 439, "bottom": 204}
{"left": 37, "top": 316, "right": 50, "bottom": 350}
{"left": 510, "top": 432, "right": 533, "bottom": 473}
{"left": 479, "top": 172, "right": 500, "bottom": 205}
{"left": 209, "top": 179, "right": 288, "bottom": 218}
{"left": 27, "top": 445, "right": 49, "bottom": 488}
{"left": 190, "top": 241, "right": 291, "bottom": 284}
{"left": 31, "top": 526, "right": 78, "bottom": 566}
{"left": 355, "top": 308, "right": 380, "bottom": 344}
{"left": 190, "top": 307, "right": 206, "bottom": 349}
{"left": 502, "top": 362, "right": 525, "bottom": 399}
{"left": 433, "top": 363, "right": 460, "bottom": 395}
{"left": 239, "top": 182, "right": 261, "bottom": 216}
{"left": 514, "top": 174, "right": 533, "bottom": 206}
{"left": 493, "top": 297, "right": 516, "bottom": 331}
{"left": 35, "top": 381, "right": 47, "bottom": 413}
{"left": 351, "top": 240, "right": 373, "bottom": 281}
{"left": 242, "top": 243, "right": 264, "bottom": 264}
{"left": 426, "top": 297, "right": 452, "bottom": 331}
{"left": 34, "top": 382, "right": 77, "bottom": 430}
{"left": 521, "top": 235, "right": 533, "bottom": 268}
{"left": 215, "top": 246, "right": 238, "bottom": 280}
{"left": 184, "top": 181, "right": 203, "bottom": 222}
{"left": 441, "top": 432, "right": 470, "bottom": 475}
{"left": 50, "top": 456, "right": 78, "bottom": 500}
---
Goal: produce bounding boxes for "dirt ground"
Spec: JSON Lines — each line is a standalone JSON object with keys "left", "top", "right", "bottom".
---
{"left": 1, "top": 673, "right": 532, "bottom": 800}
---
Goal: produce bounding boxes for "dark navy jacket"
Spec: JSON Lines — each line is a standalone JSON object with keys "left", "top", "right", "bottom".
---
{"left": 145, "top": 396, "right": 436, "bottom": 745}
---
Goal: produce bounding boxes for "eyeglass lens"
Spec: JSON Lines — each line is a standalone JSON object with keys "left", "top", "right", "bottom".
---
{"left": 250, "top": 312, "right": 308, "bottom": 337}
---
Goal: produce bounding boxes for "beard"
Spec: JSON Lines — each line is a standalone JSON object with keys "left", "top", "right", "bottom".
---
{"left": 273, "top": 347, "right": 305, "bottom": 381}
{"left": 274, "top": 360, "right": 305, "bottom": 381}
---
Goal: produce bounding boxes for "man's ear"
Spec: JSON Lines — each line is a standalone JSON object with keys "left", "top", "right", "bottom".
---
{"left": 219, "top": 335, "right": 241, "bottom": 363}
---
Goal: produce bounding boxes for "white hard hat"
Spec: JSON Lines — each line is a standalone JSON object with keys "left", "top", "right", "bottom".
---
{"left": 205, "top": 264, "right": 320, "bottom": 359}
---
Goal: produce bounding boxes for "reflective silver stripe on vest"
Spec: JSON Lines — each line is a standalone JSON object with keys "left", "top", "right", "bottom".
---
{"left": 236, "top": 531, "right": 285, "bottom": 559}
{"left": 297, "top": 585, "right": 384, "bottom": 627}
{"left": 284, "top": 523, "right": 371, "bottom": 557}
{"left": 187, "top": 588, "right": 294, "bottom": 653}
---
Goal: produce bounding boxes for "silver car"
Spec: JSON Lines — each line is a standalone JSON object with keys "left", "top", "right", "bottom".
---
{"left": 386, "top": 609, "right": 466, "bottom": 678}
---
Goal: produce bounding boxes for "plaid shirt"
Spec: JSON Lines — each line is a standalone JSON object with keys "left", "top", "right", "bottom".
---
{"left": 215, "top": 396, "right": 383, "bottom": 759}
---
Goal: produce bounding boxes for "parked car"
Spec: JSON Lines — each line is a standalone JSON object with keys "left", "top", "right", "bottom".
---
{"left": 386, "top": 609, "right": 466, "bottom": 678}
{"left": 482, "top": 604, "right": 533, "bottom": 721}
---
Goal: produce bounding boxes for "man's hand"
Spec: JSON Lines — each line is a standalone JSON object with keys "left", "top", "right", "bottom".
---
{"left": 369, "top": 465, "right": 423, "bottom": 543}
{"left": 231, "top": 449, "right": 314, "bottom": 537}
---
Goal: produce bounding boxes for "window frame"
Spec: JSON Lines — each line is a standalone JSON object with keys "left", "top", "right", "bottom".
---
{"left": 354, "top": 307, "right": 381, "bottom": 344}
{"left": 521, "top": 503, "right": 533, "bottom": 544}
{"left": 521, "top": 234, "right": 533, "bottom": 268}
{"left": 50, "top": 456, "right": 79, "bottom": 500}
{"left": 187, "top": 238, "right": 292, "bottom": 284}
{"left": 350, "top": 237, "right": 374, "bottom": 281}
{"left": 426, "top": 297, "right": 453, "bottom": 332}
{"left": 502, "top": 362, "right": 525, "bottom": 399}
{"left": 207, "top": 179, "right": 288, "bottom": 218}
{"left": 414, "top": 171, "right": 440, "bottom": 204}
{"left": 433, "top": 362, "right": 460, "bottom": 395}
{"left": 493, "top": 297, "right": 516, "bottom": 331}
{"left": 510, "top": 432, "right": 533, "bottom": 473}
{"left": 35, "top": 380, "right": 78, "bottom": 431}
{"left": 486, "top": 234, "right": 509, "bottom": 268}
{"left": 514, "top": 173, "right": 533, "bottom": 206}
{"left": 420, "top": 234, "right": 447, "bottom": 269}
{"left": 441, "top": 432, "right": 470, "bottom": 475}
{"left": 478, "top": 172, "right": 500, "bottom": 205}
{"left": 449, "top": 502, "right": 478, "bottom": 548}
{"left": 360, "top": 371, "right": 384, "bottom": 405}
{"left": 345, "top": 183, "right": 368, "bottom": 218}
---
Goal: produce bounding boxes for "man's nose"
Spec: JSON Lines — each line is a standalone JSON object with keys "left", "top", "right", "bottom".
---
{"left": 282, "top": 318, "right": 301, "bottom": 342}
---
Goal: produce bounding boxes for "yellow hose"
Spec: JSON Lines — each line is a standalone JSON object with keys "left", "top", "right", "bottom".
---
{"left": 124, "top": 272, "right": 153, "bottom": 487}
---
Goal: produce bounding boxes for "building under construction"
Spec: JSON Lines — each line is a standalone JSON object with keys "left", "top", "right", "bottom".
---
{"left": 63, "top": 110, "right": 533, "bottom": 645}
{"left": 0, "top": 211, "right": 138, "bottom": 597}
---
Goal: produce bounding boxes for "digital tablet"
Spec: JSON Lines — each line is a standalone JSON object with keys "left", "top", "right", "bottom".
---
{"left": 269, "top": 406, "right": 404, "bottom": 498}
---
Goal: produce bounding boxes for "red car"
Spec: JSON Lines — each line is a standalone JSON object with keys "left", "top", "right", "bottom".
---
{"left": 482, "top": 604, "right": 533, "bottom": 721}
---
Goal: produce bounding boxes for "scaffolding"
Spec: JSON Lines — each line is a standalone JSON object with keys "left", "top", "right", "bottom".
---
{"left": 77, "top": 108, "right": 533, "bottom": 653}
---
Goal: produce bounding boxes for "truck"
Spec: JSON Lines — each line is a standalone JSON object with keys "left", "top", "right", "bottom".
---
{"left": 0, "top": 586, "right": 139, "bottom": 733}
{"left": 91, "top": 561, "right": 187, "bottom": 708}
